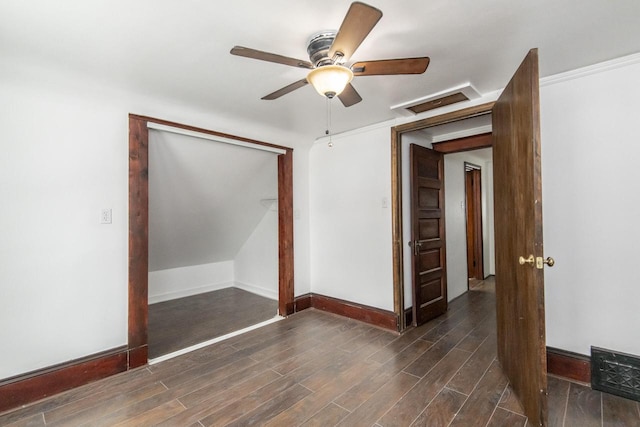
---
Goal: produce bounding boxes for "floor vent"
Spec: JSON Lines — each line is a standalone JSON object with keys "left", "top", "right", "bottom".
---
{"left": 591, "top": 346, "right": 640, "bottom": 402}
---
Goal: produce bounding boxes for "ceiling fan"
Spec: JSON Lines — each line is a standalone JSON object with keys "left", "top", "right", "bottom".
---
{"left": 230, "top": 1, "right": 430, "bottom": 107}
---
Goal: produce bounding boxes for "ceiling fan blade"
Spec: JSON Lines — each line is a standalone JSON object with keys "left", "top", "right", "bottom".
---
{"left": 338, "top": 83, "right": 362, "bottom": 107}
{"left": 231, "top": 46, "right": 314, "bottom": 69}
{"left": 262, "top": 79, "right": 309, "bottom": 100}
{"left": 351, "top": 57, "right": 430, "bottom": 76}
{"left": 328, "top": 2, "right": 383, "bottom": 62}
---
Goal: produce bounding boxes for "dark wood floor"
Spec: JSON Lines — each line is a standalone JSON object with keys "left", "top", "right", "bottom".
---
{"left": 149, "top": 287, "right": 278, "bottom": 359}
{"left": 2, "top": 278, "right": 638, "bottom": 426}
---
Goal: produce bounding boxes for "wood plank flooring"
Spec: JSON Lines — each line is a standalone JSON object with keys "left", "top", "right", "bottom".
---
{"left": 149, "top": 287, "right": 278, "bottom": 359}
{"left": 2, "top": 278, "right": 639, "bottom": 426}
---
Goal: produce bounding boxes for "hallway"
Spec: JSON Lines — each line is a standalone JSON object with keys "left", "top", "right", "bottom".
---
{"left": 1, "top": 278, "right": 638, "bottom": 426}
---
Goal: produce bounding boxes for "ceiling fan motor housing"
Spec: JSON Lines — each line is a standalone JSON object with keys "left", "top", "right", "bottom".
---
{"left": 307, "top": 31, "right": 337, "bottom": 67}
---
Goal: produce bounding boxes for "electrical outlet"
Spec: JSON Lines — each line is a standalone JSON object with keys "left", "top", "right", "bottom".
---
{"left": 100, "top": 208, "right": 112, "bottom": 224}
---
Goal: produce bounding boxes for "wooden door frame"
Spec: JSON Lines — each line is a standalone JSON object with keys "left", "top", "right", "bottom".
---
{"left": 391, "top": 103, "right": 494, "bottom": 332}
{"left": 128, "top": 114, "right": 294, "bottom": 367}
{"left": 465, "top": 164, "right": 484, "bottom": 281}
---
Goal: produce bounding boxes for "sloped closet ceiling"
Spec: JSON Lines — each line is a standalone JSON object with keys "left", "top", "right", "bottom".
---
{"left": 148, "top": 130, "right": 278, "bottom": 271}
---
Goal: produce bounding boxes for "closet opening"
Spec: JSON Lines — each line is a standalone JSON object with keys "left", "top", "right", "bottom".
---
{"left": 128, "top": 115, "right": 294, "bottom": 367}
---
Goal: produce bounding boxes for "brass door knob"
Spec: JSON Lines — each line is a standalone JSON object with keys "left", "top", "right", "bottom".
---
{"left": 519, "top": 255, "right": 534, "bottom": 265}
{"left": 543, "top": 257, "right": 555, "bottom": 267}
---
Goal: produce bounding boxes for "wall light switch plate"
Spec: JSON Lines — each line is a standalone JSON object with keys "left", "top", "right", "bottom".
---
{"left": 100, "top": 208, "right": 112, "bottom": 224}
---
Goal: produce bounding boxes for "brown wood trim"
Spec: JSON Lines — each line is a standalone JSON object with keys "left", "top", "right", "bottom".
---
{"left": 128, "top": 345, "right": 148, "bottom": 370}
{"left": 547, "top": 347, "right": 591, "bottom": 384}
{"left": 0, "top": 346, "right": 128, "bottom": 413}
{"left": 390, "top": 128, "right": 404, "bottom": 332}
{"left": 293, "top": 293, "right": 312, "bottom": 312}
{"left": 433, "top": 132, "right": 492, "bottom": 154}
{"left": 129, "top": 114, "right": 289, "bottom": 152}
{"left": 393, "top": 102, "right": 495, "bottom": 133}
{"left": 278, "top": 149, "right": 295, "bottom": 316}
{"left": 128, "top": 115, "right": 149, "bottom": 354}
{"left": 309, "top": 293, "right": 398, "bottom": 332}
{"left": 128, "top": 114, "right": 295, "bottom": 369}
{"left": 465, "top": 166, "right": 484, "bottom": 281}
{"left": 292, "top": 293, "right": 396, "bottom": 332}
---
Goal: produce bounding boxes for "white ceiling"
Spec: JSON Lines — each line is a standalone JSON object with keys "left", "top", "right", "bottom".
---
{"left": 148, "top": 130, "right": 278, "bottom": 271}
{"left": 2, "top": 1, "right": 640, "bottom": 144}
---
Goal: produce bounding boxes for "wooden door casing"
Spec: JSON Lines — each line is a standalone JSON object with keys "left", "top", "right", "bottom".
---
{"left": 492, "top": 48, "right": 547, "bottom": 426}
{"left": 410, "top": 144, "right": 448, "bottom": 326}
{"left": 465, "top": 167, "right": 484, "bottom": 280}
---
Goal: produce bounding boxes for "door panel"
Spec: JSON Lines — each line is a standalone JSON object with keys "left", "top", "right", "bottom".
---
{"left": 410, "top": 144, "right": 447, "bottom": 326}
{"left": 419, "top": 188, "right": 440, "bottom": 208}
{"left": 420, "top": 279, "right": 443, "bottom": 301}
{"left": 419, "top": 219, "right": 439, "bottom": 239}
{"left": 492, "top": 48, "right": 547, "bottom": 426}
{"left": 465, "top": 168, "right": 484, "bottom": 280}
{"left": 420, "top": 249, "right": 440, "bottom": 270}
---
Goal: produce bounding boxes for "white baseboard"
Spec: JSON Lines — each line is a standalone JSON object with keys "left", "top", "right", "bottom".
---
{"left": 234, "top": 281, "right": 278, "bottom": 301}
{"left": 149, "top": 281, "right": 234, "bottom": 304}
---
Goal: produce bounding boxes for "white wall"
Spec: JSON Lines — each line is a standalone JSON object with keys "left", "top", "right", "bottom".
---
{"left": 0, "top": 59, "right": 309, "bottom": 380}
{"left": 293, "top": 144, "right": 312, "bottom": 296}
{"left": 148, "top": 261, "right": 234, "bottom": 304}
{"left": 234, "top": 207, "right": 279, "bottom": 300}
{"left": 309, "top": 125, "right": 393, "bottom": 311}
{"left": 149, "top": 207, "right": 278, "bottom": 304}
{"left": 443, "top": 154, "right": 469, "bottom": 302}
{"left": 540, "top": 57, "right": 640, "bottom": 356}
{"left": 482, "top": 160, "right": 496, "bottom": 276}
{"left": 443, "top": 151, "right": 495, "bottom": 302}
{"left": 148, "top": 130, "right": 279, "bottom": 272}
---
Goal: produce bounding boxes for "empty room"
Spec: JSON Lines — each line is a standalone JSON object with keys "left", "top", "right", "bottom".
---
{"left": 1, "top": 1, "right": 640, "bottom": 425}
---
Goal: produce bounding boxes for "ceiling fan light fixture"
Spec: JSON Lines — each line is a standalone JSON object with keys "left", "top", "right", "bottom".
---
{"left": 307, "top": 65, "right": 353, "bottom": 99}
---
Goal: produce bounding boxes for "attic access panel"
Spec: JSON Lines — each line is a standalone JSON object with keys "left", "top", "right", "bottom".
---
{"left": 391, "top": 84, "right": 481, "bottom": 116}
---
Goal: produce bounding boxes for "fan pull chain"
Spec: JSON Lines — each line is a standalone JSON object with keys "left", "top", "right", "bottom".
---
{"left": 326, "top": 97, "right": 333, "bottom": 147}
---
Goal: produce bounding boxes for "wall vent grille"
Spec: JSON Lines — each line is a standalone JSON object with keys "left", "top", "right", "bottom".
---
{"left": 591, "top": 346, "right": 640, "bottom": 402}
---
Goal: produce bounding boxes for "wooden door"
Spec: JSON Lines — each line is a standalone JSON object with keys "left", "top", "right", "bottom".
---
{"left": 410, "top": 144, "right": 447, "bottom": 326}
{"left": 493, "top": 48, "right": 548, "bottom": 426}
{"left": 465, "top": 167, "right": 484, "bottom": 280}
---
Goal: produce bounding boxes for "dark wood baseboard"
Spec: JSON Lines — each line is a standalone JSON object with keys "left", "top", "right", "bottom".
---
{"left": 294, "top": 293, "right": 397, "bottom": 332}
{"left": 547, "top": 347, "right": 591, "bottom": 384}
{"left": 128, "top": 345, "right": 148, "bottom": 369}
{"left": 293, "top": 294, "right": 312, "bottom": 312}
{"left": 0, "top": 346, "right": 129, "bottom": 414}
